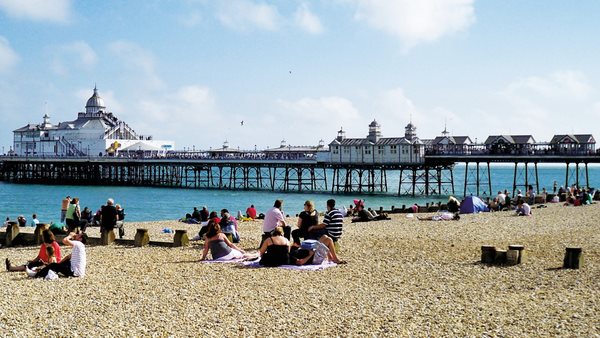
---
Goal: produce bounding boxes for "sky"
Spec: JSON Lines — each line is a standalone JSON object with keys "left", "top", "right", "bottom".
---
{"left": 1, "top": 0, "right": 600, "bottom": 152}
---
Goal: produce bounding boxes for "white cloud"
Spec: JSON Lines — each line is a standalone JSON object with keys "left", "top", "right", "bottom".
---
{"left": 353, "top": 0, "right": 475, "bottom": 48}
{"left": 51, "top": 41, "right": 97, "bottom": 76}
{"left": 108, "top": 40, "right": 164, "bottom": 90}
{"left": 478, "top": 70, "right": 598, "bottom": 142}
{"left": 134, "top": 85, "right": 221, "bottom": 147}
{"left": 505, "top": 71, "right": 592, "bottom": 100}
{"left": 0, "top": 36, "right": 19, "bottom": 73}
{"left": 216, "top": 0, "right": 281, "bottom": 31}
{"left": 294, "top": 3, "right": 323, "bottom": 34}
{"left": 277, "top": 96, "right": 361, "bottom": 144}
{"left": 0, "top": 0, "right": 71, "bottom": 23}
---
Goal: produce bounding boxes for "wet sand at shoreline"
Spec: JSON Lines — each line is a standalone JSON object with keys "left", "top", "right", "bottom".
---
{"left": 1, "top": 203, "right": 599, "bottom": 336}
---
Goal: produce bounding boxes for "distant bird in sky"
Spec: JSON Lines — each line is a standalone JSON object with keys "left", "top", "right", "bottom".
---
{"left": 240, "top": 120, "right": 244, "bottom": 126}
{"left": 289, "top": 70, "right": 292, "bottom": 74}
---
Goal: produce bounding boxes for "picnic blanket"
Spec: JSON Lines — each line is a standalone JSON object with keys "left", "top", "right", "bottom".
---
{"left": 240, "top": 260, "right": 337, "bottom": 271}
{"left": 200, "top": 258, "right": 246, "bottom": 264}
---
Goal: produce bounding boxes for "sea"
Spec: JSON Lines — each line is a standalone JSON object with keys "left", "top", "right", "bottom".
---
{"left": 1, "top": 163, "right": 598, "bottom": 222}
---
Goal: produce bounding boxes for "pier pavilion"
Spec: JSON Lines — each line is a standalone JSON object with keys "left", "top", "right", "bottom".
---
{"left": 12, "top": 86, "right": 174, "bottom": 157}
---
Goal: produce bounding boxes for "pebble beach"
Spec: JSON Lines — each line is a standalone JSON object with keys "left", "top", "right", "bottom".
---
{"left": 1, "top": 203, "right": 599, "bottom": 337}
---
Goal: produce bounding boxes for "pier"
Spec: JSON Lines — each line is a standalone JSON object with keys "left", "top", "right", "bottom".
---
{"left": 1, "top": 149, "right": 598, "bottom": 196}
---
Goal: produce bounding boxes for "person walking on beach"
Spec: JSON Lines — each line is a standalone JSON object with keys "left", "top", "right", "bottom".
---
{"left": 262, "top": 200, "right": 290, "bottom": 244}
{"left": 34, "top": 231, "right": 87, "bottom": 278}
{"left": 65, "top": 198, "right": 82, "bottom": 232}
{"left": 60, "top": 195, "right": 71, "bottom": 223}
{"left": 307, "top": 199, "right": 346, "bottom": 264}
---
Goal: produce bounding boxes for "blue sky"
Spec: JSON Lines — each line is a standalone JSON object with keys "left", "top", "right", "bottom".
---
{"left": 1, "top": 0, "right": 599, "bottom": 151}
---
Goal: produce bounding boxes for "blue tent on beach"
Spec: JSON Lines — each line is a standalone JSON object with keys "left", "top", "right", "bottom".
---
{"left": 459, "top": 196, "right": 490, "bottom": 214}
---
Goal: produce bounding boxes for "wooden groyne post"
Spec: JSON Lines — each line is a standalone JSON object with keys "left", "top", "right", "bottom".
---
{"left": 173, "top": 230, "right": 189, "bottom": 247}
{"left": 134, "top": 228, "right": 150, "bottom": 247}
{"left": 563, "top": 247, "right": 583, "bottom": 269}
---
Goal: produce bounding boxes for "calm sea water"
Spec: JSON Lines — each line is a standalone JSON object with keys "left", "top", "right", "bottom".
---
{"left": 1, "top": 164, "right": 598, "bottom": 222}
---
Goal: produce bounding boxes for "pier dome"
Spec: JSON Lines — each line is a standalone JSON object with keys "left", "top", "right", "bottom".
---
{"left": 85, "top": 85, "right": 106, "bottom": 114}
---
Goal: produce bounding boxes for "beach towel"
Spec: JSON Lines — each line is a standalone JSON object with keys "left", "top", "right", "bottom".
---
{"left": 241, "top": 260, "right": 337, "bottom": 271}
{"left": 200, "top": 258, "right": 246, "bottom": 264}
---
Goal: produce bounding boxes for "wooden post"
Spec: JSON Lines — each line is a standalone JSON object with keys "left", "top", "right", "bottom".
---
{"left": 101, "top": 229, "right": 116, "bottom": 245}
{"left": 34, "top": 223, "right": 49, "bottom": 245}
{"left": 508, "top": 245, "right": 525, "bottom": 264}
{"left": 506, "top": 249, "right": 519, "bottom": 266}
{"left": 173, "top": 229, "right": 189, "bottom": 247}
{"left": 134, "top": 228, "right": 150, "bottom": 247}
{"left": 494, "top": 249, "right": 507, "bottom": 265}
{"left": 481, "top": 245, "right": 496, "bottom": 264}
{"left": 5, "top": 222, "right": 19, "bottom": 247}
{"left": 563, "top": 247, "right": 583, "bottom": 269}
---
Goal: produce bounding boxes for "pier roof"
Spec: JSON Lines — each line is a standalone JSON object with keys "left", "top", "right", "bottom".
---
{"left": 550, "top": 134, "right": 595, "bottom": 144}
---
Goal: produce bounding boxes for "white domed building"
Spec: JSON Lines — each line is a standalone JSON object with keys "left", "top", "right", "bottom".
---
{"left": 12, "top": 86, "right": 174, "bottom": 156}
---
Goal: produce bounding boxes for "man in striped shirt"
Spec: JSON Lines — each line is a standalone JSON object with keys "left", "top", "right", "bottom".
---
{"left": 34, "top": 232, "right": 88, "bottom": 278}
{"left": 308, "top": 199, "right": 346, "bottom": 264}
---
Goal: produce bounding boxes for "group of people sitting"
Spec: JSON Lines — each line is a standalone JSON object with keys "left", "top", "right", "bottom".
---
{"left": 349, "top": 200, "right": 390, "bottom": 223}
{"left": 199, "top": 199, "right": 346, "bottom": 266}
{"left": 5, "top": 228, "right": 87, "bottom": 279}
{"left": 60, "top": 196, "right": 126, "bottom": 238}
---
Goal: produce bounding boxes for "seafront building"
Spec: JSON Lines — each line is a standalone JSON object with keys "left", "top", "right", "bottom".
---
{"left": 12, "top": 87, "right": 174, "bottom": 157}
{"left": 327, "top": 120, "right": 425, "bottom": 164}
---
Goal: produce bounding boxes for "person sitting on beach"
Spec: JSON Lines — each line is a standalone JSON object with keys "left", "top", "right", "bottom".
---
{"left": 17, "top": 215, "right": 27, "bottom": 227}
{"left": 289, "top": 240, "right": 331, "bottom": 266}
{"left": 262, "top": 200, "right": 290, "bottom": 245}
{"left": 307, "top": 199, "right": 346, "bottom": 264}
{"left": 6, "top": 229, "right": 62, "bottom": 272}
{"left": 503, "top": 190, "right": 512, "bottom": 210}
{"left": 496, "top": 191, "right": 506, "bottom": 209}
{"left": 417, "top": 212, "right": 460, "bottom": 221}
{"left": 191, "top": 207, "right": 201, "bottom": 222}
{"left": 2, "top": 217, "right": 9, "bottom": 227}
{"left": 49, "top": 221, "right": 68, "bottom": 235}
{"left": 246, "top": 204, "right": 257, "bottom": 220}
{"left": 447, "top": 196, "right": 460, "bottom": 213}
{"left": 30, "top": 214, "right": 40, "bottom": 227}
{"left": 200, "top": 206, "right": 209, "bottom": 222}
{"left": 219, "top": 209, "right": 240, "bottom": 243}
{"left": 488, "top": 198, "right": 499, "bottom": 212}
{"left": 515, "top": 200, "right": 531, "bottom": 216}
{"left": 115, "top": 204, "right": 126, "bottom": 238}
{"left": 346, "top": 205, "right": 354, "bottom": 217}
{"left": 352, "top": 203, "right": 374, "bottom": 222}
{"left": 292, "top": 200, "right": 319, "bottom": 247}
{"left": 34, "top": 232, "right": 87, "bottom": 279}
{"left": 200, "top": 220, "right": 247, "bottom": 261}
{"left": 258, "top": 226, "right": 290, "bottom": 267}
{"left": 100, "top": 198, "right": 119, "bottom": 236}
{"left": 81, "top": 207, "right": 93, "bottom": 224}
